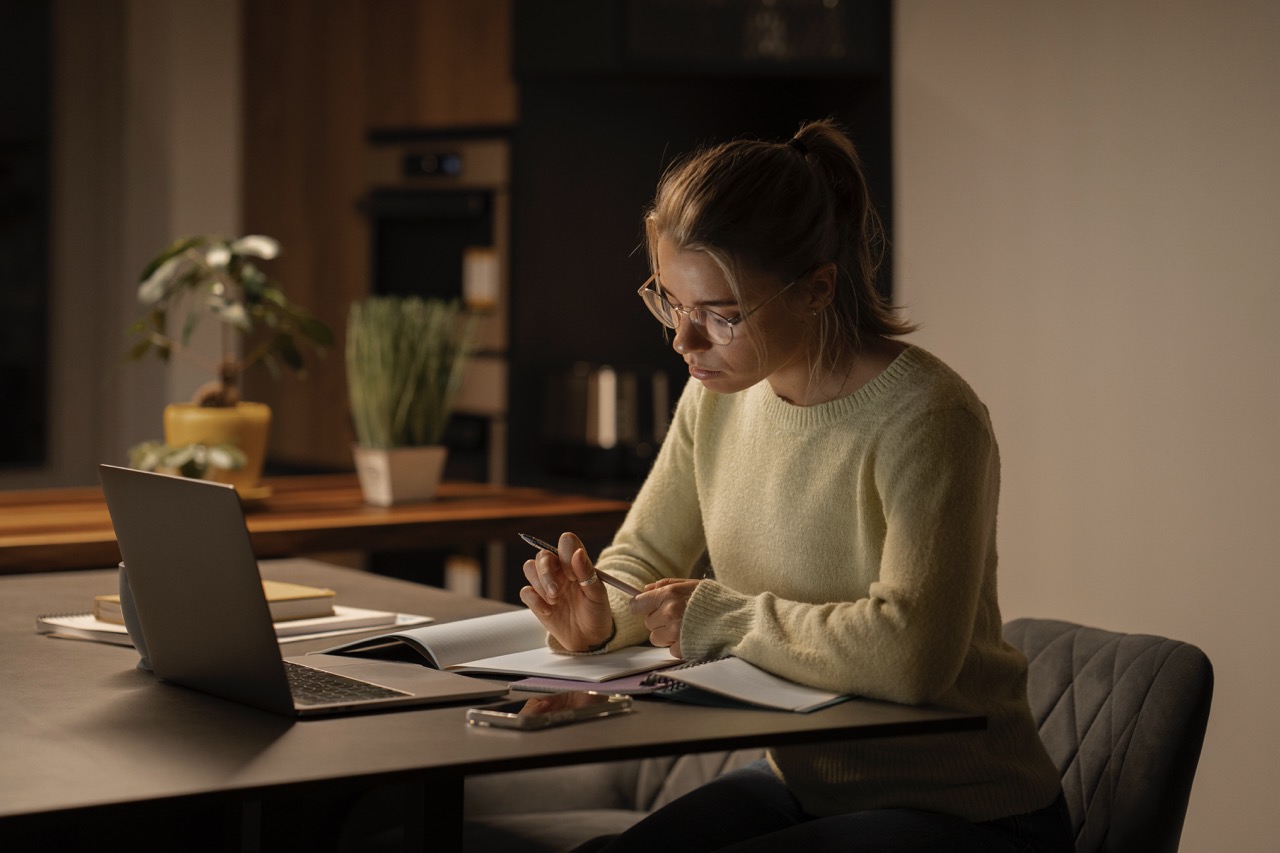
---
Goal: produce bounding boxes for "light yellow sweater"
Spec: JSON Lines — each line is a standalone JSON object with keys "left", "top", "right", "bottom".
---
{"left": 593, "top": 345, "right": 1061, "bottom": 822}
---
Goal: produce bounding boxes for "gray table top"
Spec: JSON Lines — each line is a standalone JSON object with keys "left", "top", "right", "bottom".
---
{"left": 1, "top": 560, "right": 984, "bottom": 820}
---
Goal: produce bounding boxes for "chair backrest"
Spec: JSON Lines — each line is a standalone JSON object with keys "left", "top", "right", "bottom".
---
{"left": 1003, "top": 619, "right": 1212, "bottom": 853}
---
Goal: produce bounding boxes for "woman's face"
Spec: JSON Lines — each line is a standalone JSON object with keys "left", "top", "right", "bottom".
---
{"left": 654, "top": 236, "right": 812, "bottom": 397}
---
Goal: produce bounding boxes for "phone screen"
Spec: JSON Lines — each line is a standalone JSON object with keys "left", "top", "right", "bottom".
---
{"left": 466, "top": 691, "right": 632, "bottom": 729}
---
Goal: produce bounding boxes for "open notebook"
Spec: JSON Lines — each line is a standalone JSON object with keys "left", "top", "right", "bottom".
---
{"left": 641, "top": 657, "right": 850, "bottom": 713}
{"left": 319, "top": 609, "right": 678, "bottom": 682}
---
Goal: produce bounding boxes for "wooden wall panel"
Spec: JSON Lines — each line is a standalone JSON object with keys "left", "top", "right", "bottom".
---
{"left": 365, "top": 0, "right": 517, "bottom": 128}
{"left": 241, "top": 0, "right": 516, "bottom": 471}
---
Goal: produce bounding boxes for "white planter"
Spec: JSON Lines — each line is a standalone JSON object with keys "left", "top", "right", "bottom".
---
{"left": 352, "top": 445, "right": 448, "bottom": 506}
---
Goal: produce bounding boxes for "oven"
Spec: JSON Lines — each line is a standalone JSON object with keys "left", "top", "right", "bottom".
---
{"left": 363, "top": 129, "right": 511, "bottom": 486}
{"left": 363, "top": 129, "right": 513, "bottom": 596}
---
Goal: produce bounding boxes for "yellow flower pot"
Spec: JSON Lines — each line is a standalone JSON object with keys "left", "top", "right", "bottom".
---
{"left": 163, "top": 402, "right": 271, "bottom": 493}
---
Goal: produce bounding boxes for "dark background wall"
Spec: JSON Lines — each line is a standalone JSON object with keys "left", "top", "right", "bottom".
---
{"left": 507, "top": 0, "right": 893, "bottom": 495}
{"left": 0, "top": 2, "right": 51, "bottom": 471}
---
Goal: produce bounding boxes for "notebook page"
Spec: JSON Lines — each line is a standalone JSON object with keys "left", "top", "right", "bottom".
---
{"left": 408, "top": 608, "right": 548, "bottom": 668}
{"left": 665, "top": 657, "right": 846, "bottom": 712}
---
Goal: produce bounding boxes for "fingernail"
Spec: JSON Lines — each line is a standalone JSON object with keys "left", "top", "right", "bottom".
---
{"left": 545, "top": 580, "right": 558, "bottom": 597}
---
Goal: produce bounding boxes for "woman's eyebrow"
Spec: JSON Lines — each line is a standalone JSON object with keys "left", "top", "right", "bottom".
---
{"left": 655, "top": 277, "right": 739, "bottom": 309}
{"left": 661, "top": 289, "right": 739, "bottom": 310}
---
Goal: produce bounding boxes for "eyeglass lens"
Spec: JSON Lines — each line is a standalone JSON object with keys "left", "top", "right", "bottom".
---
{"left": 640, "top": 285, "right": 735, "bottom": 345}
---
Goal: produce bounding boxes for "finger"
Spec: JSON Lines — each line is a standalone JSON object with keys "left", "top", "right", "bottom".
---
{"left": 569, "top": 546, "right": 595, "bottom": 580}
{"left": 517, "top": 585, "right": 553, "bottom": 617}
{"left": 521, "top": 558, "right": 551, "bottom": 599}
{"left": 647, "top": 623, "right": 678, "bottom": 649}
{"left": 534, "top": 549, "right": 564, "bottom": 599}
{"left": 570, "top": 547, "right": 604, "bottom": 588}
{"left": 524, "top": 556, "right": 570, "bottom": 603}
{"left": 557, "top": 531, "right": 585, "bottom": 567}
{"left": 629, "top": 590, "right": 659, "bottom": 617}
{"left": 566, "top": 548, "right": 611, "bottom": 602}
{"left": 644, "top": 610, "right": 671, "bottom": 633}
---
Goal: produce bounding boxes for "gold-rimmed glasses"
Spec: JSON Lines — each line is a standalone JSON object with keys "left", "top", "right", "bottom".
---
{"left": 636, "top": 274, "right": 799, "bottom": 346}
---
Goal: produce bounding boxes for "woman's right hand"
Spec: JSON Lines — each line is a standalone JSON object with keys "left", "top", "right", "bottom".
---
{"left": 518, "top": 532, "right": 615, "bottom": 652}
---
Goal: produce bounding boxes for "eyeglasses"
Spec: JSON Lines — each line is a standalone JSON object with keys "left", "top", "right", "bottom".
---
{"left": 636, "top": 274, "right": 799, "bottom": 346}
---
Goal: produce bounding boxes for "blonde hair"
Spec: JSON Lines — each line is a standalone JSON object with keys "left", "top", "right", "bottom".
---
{"left": 643, "top": 118, "right": 915, "bottom": 371}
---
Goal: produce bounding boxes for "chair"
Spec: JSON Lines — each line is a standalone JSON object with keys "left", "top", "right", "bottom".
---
{"left": 462, "top": 749, "right": 766, "bottom": 851}
{"left": 462, "top": 619, "right": 1214, "bottom": 853}
{"left": 1004, "top": 618, "right": 1214, "bottom": 853}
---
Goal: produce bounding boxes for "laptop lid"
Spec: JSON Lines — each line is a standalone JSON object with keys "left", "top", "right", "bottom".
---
{"left": 98, "top": 465, "right": 505, "bottom": 715}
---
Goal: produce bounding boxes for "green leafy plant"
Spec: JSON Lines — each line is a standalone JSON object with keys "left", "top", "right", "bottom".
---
{"left": 128, "top": 441, "right": 247, "bottom": 479}
{"left": 126, "top": 234, "right": 334, "bottom": 407}
{"left": 346, "top": 296, "right": 477, "bottom": 449}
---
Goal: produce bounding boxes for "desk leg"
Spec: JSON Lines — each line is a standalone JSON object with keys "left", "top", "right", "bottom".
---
{"left": 404, "top": 771, "right": 463, "bottom": 852}
{"left": 226, "top": 798, "right": 262, "bottom": 853}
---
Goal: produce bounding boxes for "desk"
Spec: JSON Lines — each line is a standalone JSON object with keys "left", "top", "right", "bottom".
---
{"left": 0, "top": 561, "right": 985, "bottom": 852}
{"left": 0, "top": 475, "right": 632, "bottom": 575}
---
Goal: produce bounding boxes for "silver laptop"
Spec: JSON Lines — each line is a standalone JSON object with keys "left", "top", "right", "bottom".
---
{"left": 98, "top": 464, "right": 506, "bottom": 716}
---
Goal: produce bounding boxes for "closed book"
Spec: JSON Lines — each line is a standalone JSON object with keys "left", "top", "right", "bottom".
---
{"left": 37, "top": 606, "right": 420, "bottom": 646}
{"left": 92, "top": 579, "right": 336, "bottom": 625}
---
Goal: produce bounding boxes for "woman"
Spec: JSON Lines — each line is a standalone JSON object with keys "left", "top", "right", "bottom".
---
{"left": 519, "top": 119, "right": 1071, "bottom": 852}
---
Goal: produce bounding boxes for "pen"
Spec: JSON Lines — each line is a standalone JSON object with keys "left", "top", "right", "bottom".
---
{"left": 519, "top": 533, "right": 643, "bottom": 597}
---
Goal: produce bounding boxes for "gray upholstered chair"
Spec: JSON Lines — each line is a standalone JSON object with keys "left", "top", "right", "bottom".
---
{"left": 463, "top": 749, "right": 765, "bottom": 851}
{"left": 1004, "top": 618, "right": 1213, "bottom": 853}
{"left": 463, "top": 619, "right": 1214, "bottom": 853}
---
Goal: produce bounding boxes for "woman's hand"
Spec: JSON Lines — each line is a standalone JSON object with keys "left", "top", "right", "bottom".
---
{"left": 630, "top": 577, "right": 700, "bottom": 659}
{"left": 518, "top": 532, "right": 615, "bottom": 652}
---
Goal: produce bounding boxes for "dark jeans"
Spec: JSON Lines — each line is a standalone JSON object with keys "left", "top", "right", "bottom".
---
{"left": 575, "top": 760, "right": 1074, "bottom": 853}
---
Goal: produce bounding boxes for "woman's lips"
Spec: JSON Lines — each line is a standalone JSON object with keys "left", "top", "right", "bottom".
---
{"left": 688, "top": 364, "right": 722, "bottom": 380}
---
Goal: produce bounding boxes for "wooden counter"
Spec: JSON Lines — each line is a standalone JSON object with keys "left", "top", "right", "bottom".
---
{"left": 0, "top": 474, "right": 631, "bottom": 574}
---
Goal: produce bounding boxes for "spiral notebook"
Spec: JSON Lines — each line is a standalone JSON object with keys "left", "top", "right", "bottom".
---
{"left": 641, "top": 656, "right": 849, "bottom": 713}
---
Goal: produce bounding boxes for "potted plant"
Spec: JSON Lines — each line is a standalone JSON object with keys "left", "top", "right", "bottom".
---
{"left": 346, "top": 295, "right": 476, "bottom": 505}
{"left": 125, "top": 234, "right": 333, "bottom": 495}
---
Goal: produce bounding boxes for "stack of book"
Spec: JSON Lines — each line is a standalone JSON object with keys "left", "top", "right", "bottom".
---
{"left": 93, "top": 579, "right": 338, "bottom": 624}
{"left": 37, "top": 579, "right": 426, "bottom": 646}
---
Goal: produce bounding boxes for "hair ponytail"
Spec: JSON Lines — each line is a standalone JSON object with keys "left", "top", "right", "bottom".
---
{"left": 644, "top": 118, "right": 914, "bottom": 365}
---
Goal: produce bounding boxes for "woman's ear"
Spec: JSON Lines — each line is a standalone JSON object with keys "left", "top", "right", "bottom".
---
{"left": 804, "top": 263, "right": 839, "bottom": 312}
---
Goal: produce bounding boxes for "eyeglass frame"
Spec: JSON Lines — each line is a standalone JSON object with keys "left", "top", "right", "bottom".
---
{"left": 636, "top": 272, "right": 802, "bottom": 346}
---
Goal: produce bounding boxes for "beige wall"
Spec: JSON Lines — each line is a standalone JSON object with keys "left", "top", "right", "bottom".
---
{"left": 896, "top": 1, "right": 1279, "bottom": 849}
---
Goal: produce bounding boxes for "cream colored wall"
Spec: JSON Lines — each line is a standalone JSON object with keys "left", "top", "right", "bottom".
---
{"left": 895, "top": 1, "right": 1279, "bottom": 849}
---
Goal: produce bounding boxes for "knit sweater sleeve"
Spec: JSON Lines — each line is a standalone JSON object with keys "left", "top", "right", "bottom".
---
{"left": 681, "top": 405, "right": 1000, "bottom": 705}
{"left": 588, "top": 378, "right": 712, "bottom": 650}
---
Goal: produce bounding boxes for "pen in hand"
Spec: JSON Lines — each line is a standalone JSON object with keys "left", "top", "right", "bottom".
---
{"left": 519, "top": 533, "right": 643, "bottom": 597}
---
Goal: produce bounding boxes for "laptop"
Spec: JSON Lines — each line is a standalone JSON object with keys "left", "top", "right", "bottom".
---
{"left": 98, "top": 464, "right": 507, "bottom": 716}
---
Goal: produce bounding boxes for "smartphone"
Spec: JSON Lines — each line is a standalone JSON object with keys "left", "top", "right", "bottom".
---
{"left": 465, "top": 691, "right": 633, "bottom": 730}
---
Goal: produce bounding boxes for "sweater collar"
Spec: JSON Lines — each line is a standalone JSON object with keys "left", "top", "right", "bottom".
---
{"left": 752, "top": 344, "right": 924, "bottom": 427}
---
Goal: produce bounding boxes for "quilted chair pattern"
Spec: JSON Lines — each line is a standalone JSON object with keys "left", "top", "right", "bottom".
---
{"left": 1003, "top": 619, "right": 1213, "bottom": 853}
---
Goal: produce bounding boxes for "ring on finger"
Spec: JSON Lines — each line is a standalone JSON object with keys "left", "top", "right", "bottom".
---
{"left": 578, "top": 573, "right": 600, "bottom": 587}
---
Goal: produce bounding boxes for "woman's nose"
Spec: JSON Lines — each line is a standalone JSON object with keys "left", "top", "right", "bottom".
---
{"left": 672, "top": 318, "right": 711, "bottom": 354}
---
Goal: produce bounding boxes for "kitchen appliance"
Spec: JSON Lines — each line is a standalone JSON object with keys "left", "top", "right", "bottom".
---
{"left": 363, "top": 129, "right": 511, "bottom": 485}
{"left": 544, "top": 363, "right": 671, "bottom": 483}
{"left": 363, "top": 129, "right": 512, "bottom": 596}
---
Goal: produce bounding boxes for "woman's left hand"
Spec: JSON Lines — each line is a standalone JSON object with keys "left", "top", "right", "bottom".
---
{"left": 630, "top": 577, "right": 700, "bottom": 659}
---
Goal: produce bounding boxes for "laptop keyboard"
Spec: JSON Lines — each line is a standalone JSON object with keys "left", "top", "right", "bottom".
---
{"left": 285, "top": 660, "right": 411, "bottom": 706}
